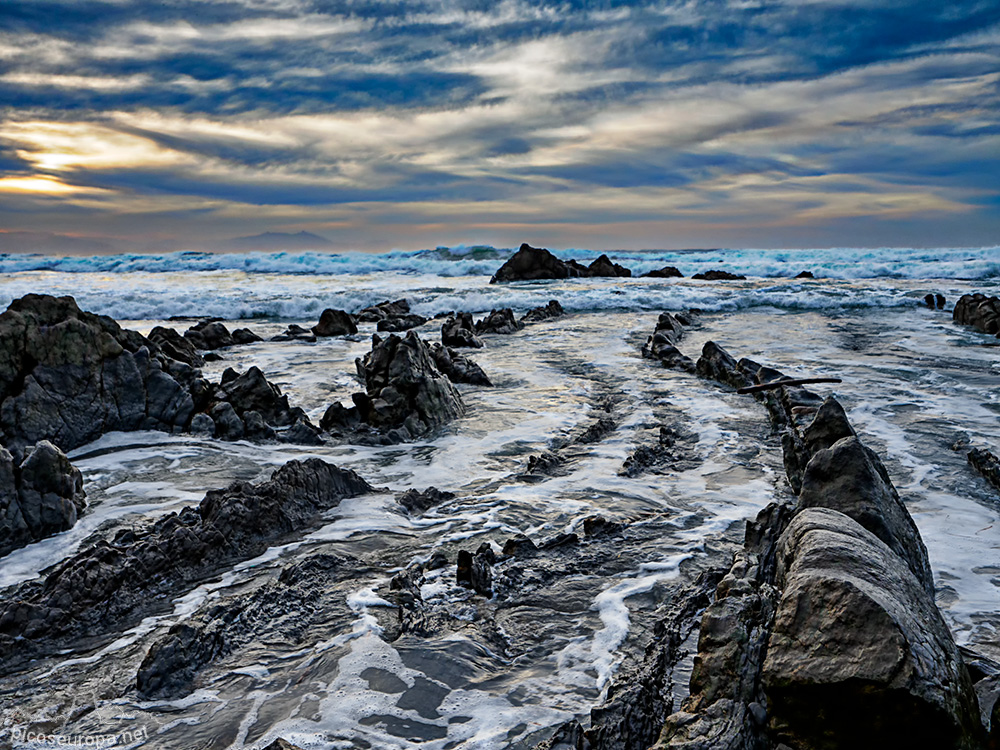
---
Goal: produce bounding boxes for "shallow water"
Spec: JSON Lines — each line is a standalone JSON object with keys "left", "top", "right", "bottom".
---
{"left": 1, "top": 270, "right": 999, "bottom": 749}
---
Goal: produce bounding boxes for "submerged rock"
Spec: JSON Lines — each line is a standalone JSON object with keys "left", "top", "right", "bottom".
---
{"left": 691, "top": 270, "right": 746, "bottom": 281}
{"left": 794, "top": 270, "right": 815, "bottom": 279}
{"left": 312, "top": 308, "right": 358, "bottom": 336}
{"left": 0, "top": 441, "right": 85, "bottom": 558}
{"left": 0, "top": 459, "right": 375, "bottom": 670}
{"left": 0, "top": 294, "right": 195, "bottom": 454}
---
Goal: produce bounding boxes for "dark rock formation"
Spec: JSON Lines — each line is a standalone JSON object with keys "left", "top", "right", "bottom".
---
{"left": 183, "top": 320, "right": 235, "bottom": 350}
{"left": 321, "top": 332, "right": 465, "bottom": 443}
{"left": 457, "top": 543, "right": 495, "bottom": 597}
{"left": 954, "top": 293, "right": 1000, "bottom": 335}
{"left": 475, "top": 308, "right": 522, "bottom": 335}
{"left": 441, "top": 313, "right": 483, "bottom": 348}
{"left": 377, "top": 314, "right": 427, "bottom": 332}
{"left": 763, "top": 508, "right": 982, "bottom": 750}
{"left": 794, "top": 270, "right": 815, "bottom": 279}
{"left": 642, "top": 266, "right": 684, "bottom": 278}
{"left": 201, "top": 366, "right": 320, "bottom": 443}
{"left": 620, "top": 425, "right": 700, "bottom": 477}
{"left": 520, "top": 300, "right": 565, "bottom": 323}
{"left": 231, "top": 327, "right": 262, "bottom": 345}
{"left": 271, "top": 324, "right": 316, "bottom": 342}
{"left": 397, "top": 486, "right": 455, "bottom": 514}
{"left": 691, "top": 270, "right": 746, "bottom": 281}
{"left": 968, "top": 447, "right": 1000, "bottom": 493}
{"left": 642, "top": 312, "right": 695, "bottom": 373}
{"left": 357, "top": 299, "right": 411, "bottom": 322}
{"left": 937, "top": 293, "right": 947, "bottom": 309}
{"left": 926, "top": 293, "right": 938, "bottom": 309}
{"left": 148, "top": 326, "right": 205, "bottom": 367}
{"left": 490, "top": 244, "right": 581, "bottom": 283}
{"left": 429, "top": 343, "right": 492, "bottom": 386}
{"left": 587, "top": 254, "right": 632, "bottom": 278}
{"left": 0, "top": 294, "right": 195, "bottom": 454}
{"left": 0, "top": 441, "right": 85, "bottom": 558}
{"left": 312, "top": 308, "right": 358, "bottom": 337}
{"left": 0, "top": 459, "right": 374, "bottom": 671}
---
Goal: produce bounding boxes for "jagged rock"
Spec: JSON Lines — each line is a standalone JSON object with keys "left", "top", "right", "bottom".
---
{"left": 136, "top": 621, "right": 226, "bottom": 699}
{"left": 429, "top": 343, "right": 492, "bottom": 386}
{"left": 968, "top": 447, "right": 1000, "bottom": 493}
{"left": 695, "top": 341, "right": 753, "bottom": 390}
{"left": 475, "top": 308, "right": 522, "bottom": 334}
{"left": 490, "top": 244, "right": 583, "bottom": 283}
{"left": 794, "top": 270, "right": 815, "bottom": 279}
{"left": 0, "top": 442, "right": 85, "bottom": 558}
{"left": 183, "top": 320, "right": 234, "bottom": 350}
{"left": 441, "top": 313, "right": 483, "bottom": 348}
{"left": 642, "top": 266, "right": 684, "bottom": 278}
{"left": 261, "top": 741, "right": 306, "bottom": 750}
{"left": 536, "top": 720, "right": 585, "bottom": 749}
{"left": 800, "top": 396, "right": 855, "bottom": 455}
{"left": 798, "top": 435, "right": 935, "bottom": 596}
{"left": 357, "top": 299, "right": 410, "bottom": 322}
{"left": 377, "top": 314, "right": 427, "bottom": 332}
{"left": 520, "top": 300, "right": 565, "bottom": 323}
{"left": 457, "top": 543, "right": 495, "bottom": 596}
{"left": 242, "top": 410, "right": 276, "bottom": 441}
{"left": 215, "top": 366, "right": 305, "bottom": 428}
{"left": 209, "top": 402, "right": 244, "bottom": 440}
{"left": 587, "top": 254, "right": 632, "bottom": 277}
{"left": 277, "top": 416, "right": 324, "bottom": 445}
{"left": 0, "top": 294, "right": 195, "bottom": 454}
{"left": 231, "top": 327, "right": 262, "bottom": 345}
{"left": 312, "top": 308, "right": 358, "bottom": 336}
{"left": 148, "top": 326, "right": 204, "bottom": 367}
{"left": 0, "top": 459, "right": 375, "bottom": 664}
{"left": 397, "top": 487, "right": 455, "bottom": 514}
{"left": 954, "top": 293, "right": 1000, "bottom": 336}
{"left": 322, "top": 332, "right": 465, "bottom": 443}
{"left": 691, "top": 270, "right": 746, "bottom": 281}
{"left": 271, "top": 324, "right": 316, "bottom": 342}
{"left": 763, "top": 508, "right": 983, "bottom": 750}
{"left": 642, "top": 312, "right": 695, "bottom": 372}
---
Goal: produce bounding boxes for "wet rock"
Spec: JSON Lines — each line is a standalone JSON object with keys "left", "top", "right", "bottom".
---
{"left": 189, "top": 412, "right": 215, "bottom": 436}
{"left": 429, "top": 343, "right": 492, "bottom": 386}
{"left": 475, "top": 308, "right": 522, "bottom": 335}
{"left": 536, "top": 720, "right": 585, "bottom": 749}
{"left": 643, "top": 312, "right": 695, "bottom": 373}
{"left": 587, "top": 254, "right": 632, "bottom": 277}
{"left": 794, "top": 270, "right": 815, "bottom": 279}
{"left": 312, "top": 308, "right": 358, "bottom": 336}
{"left": 926, "top": 293, "right": 938, "bottom": 309}
{"left": 277, "top": 416, "right": 325, "bottom": 445}
{"left": 642, "top": 266, "right": 683, "bottom": 278}
{"left": 398, "top": 486, "right": 455, "bottom": 514}
{"left": 695, "top": 341, "right": 753, "bottom": 390}
{"left": 0, "top": 459, "right": 375, "bottom": 666}
{"left": 578, "top": 416, "right": 616, "bottom": 444}
{"left": 520, "top": 299, "right": 565, "bottom": 323}
{"left": 148, "top": 326, "right": 205, "bottom": 367}
{"left": 937, "top": 293, "right": 947, "bottom": 309}
{"left": 136, "top": 621, "right": 226, "bottom": 699}
{"left": 231, "top": 327, "right": 262, "bottom": 345}
{"left": 457, "top": 543, "right": 495, "bottom": 596}
{"left": 800, "top": 396, "right": 855, "bottom": 455}
{"left": 522, "top": 451, "right": 564, "bottom": 478}
{"left": 183, "top": 320, "right": 234, "bottom": 350}
{"left": 490, "top": 243, "right": 583, "bottom": 283}
{"left": 0, "top": 442, "right": 85, "bottom": 558}
{"left": 620, "top": 425, "right": 700, "bottom": 477}
{"left": 242, "top": 409, "right": 276, "bottom": 441}
{"left": 582, "top": 515, "right": 624, "bottom": 538}
{"left": 271, "top": 324, "right": 316, "bottom": 342}
{"left": 502, "top": 534, "right": 538, "bottom": 557}
{"left": 214, "top": 366, "right": 306, "bottom": 428}
{"left": 262, "top": 740, "right": 306, "bottom": 750}
{"left": 377, "top": 313, "right": 427, "bottom": 332}
{"left": 441, "top": 313, "right": 483, "bottom": 348}
{"left": 763, "top": 508, "right": 983, "bottom": 750}
{"left": 954, "top": 293, "right": 1000, "bottom": 336}
{"left": 0, "top": 294, "right": 195, "bottom": 453}
{"left": 357, "top": 298, "right": 411, "bottom": 322}
{"left": 968, "top": 447, "right": 1000, "bottom": 497}
{"left": 209, "top": 401, "right": 244, "bottom": 440}
{"left": 798, "top": 435, "right": 935, "bottom": 596}
{"left": 691, "top": 270, "right": 746, "bottom": 281}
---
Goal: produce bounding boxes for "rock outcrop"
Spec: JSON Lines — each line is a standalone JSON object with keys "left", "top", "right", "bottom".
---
{"left": 642, "top": 266, "right": 684, "bottom": 278}
{"left": 490, "top": 244, "right": 633, "bottom": 283}
{"left": 148, "top": 326, "right": 205, "bottom": 367}
{"left": 587, "top": 254, "right": 632, "bottom": 278}
{"left": 642, "top": 312, "right": 695, "bottom": 373}
{"left": 430, "top": 343, "right": 492, "bottom": 386}
{"left": 968, "top": 447, "right": 1000, "bottom": 493}
{"left": 520, "top": 300, "right": 565, "bottom": 324}
{"left": 357, "top": 298, "right": 411, "bottom": 322}
{"left": 0, "top": 459, "right": 374, "bottom": 672}
{"left": 320, "top": 332, "right": 465, "bottom": 443}
{"left": 691, "top": 270, "right": 746, "bottom": 280}
{"left": 475, "top": 308, "right": 522, "bottom": 335}
{"left": 0, "top": 441, "right": 85, "bottom": 558}
{"left": 954, "top": 293, "right": 1000, "bottom": 336}
{"left": 183, "top": 320, "right": 238, "bottom": 350}
{"left": 0, "top": 294, "right": 196, "bottom": 454}
{"left": 441, "top": 313, "right": 483, "bottom": 348}
{"left": 312, "top": 308, "right": 357, "bottom": 336}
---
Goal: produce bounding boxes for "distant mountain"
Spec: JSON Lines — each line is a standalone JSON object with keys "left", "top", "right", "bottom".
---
{"left": 224, "top": 231, "right": 333, "bottom": 250}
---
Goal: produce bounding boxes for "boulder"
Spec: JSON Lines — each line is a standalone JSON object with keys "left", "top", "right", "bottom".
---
{"left": 231, "top": 327, "right": 263, "bottom": 345}
{"left": 794, "top": 270, "right": 815, "bottom": 279}
{"left": 763, "top": 508, "right": 982, "bottom": 750}
{"left": 148, "top": 326, "right": 205, "bottom": 367}
{"left": 441, "top": 313, "right": 483, "bottom": 348}
{"left": 312, "top": 309, "right": 357, "bottom": 337}
{"left": 954, "top": 293, "right": 1000, "bottom": 335}
{"left": 798, "top": 436, "right": 935, "bottom": 596}
{"left": 397, "top": 486, "right": 455, "bottom": 514}
{"left": 271, "top": 324, "right": 316, "bottom": 342}
{"left": 587, "top": 254, "right": 632, "bottom": 277}
{"left": 968, "top": 447, "right": 1000, "bottom": 493}
{"left": 642, "top": 266, "right": 683, "bottom": 278}
{"left": 520, "top": 300, "right": 565, "bottom": 324}
{"left": 183, "top": 320, "right": 234, "bottom": 350}
{"left": 376, "top": 313, "right": 427, "bottom": 332}
{"left": 0, "top": 442, "right": 85, "bottom": 558}
{"left": 474, "top": 308, "right": 522, "bottom": 335}
{"left": 490, "top": 244, "right": 582, "bottom": 283}
{"left": 357, "top": 299, "right": 410, "bottom": 322}
{"left": 0, "top": 294, "right": 195, "bottom": 454}
{"left": 691, "top": 270, "right": 746, "bottom": 281}
{"left": 429, "top": 343, "right": 492, "bottom": 386}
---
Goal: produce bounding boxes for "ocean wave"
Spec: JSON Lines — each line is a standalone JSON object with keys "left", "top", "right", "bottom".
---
{"left": 0, "top": 245, "right": 996, "bottom": 280}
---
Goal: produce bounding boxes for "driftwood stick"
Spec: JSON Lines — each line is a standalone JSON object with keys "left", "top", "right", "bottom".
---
{"left": 736, "top": 377, "right": 842, "bottom": 395}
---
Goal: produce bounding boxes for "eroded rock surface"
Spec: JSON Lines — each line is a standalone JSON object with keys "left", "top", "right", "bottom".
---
{"left": 441, "top": 313, "right": 483, "bottom": 348}
{"left": 312, "top": 308, "right": 358, "bottom": 336}
{"left": 954, "top": 293, "right": 1000, "bottom": 336}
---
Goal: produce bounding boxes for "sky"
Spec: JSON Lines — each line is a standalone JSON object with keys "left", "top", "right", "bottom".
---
{"left": 0, "top": 0, "right": 998, "bottom": 253}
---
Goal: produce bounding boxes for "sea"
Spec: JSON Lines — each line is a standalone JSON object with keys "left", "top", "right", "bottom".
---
{"left": 0, "top": 244, "right": 998, "bottom": 749}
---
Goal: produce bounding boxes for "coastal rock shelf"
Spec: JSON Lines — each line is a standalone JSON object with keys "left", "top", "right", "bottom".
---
{"left": 0, "top": 255, "right": 998, "bottom": 750}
